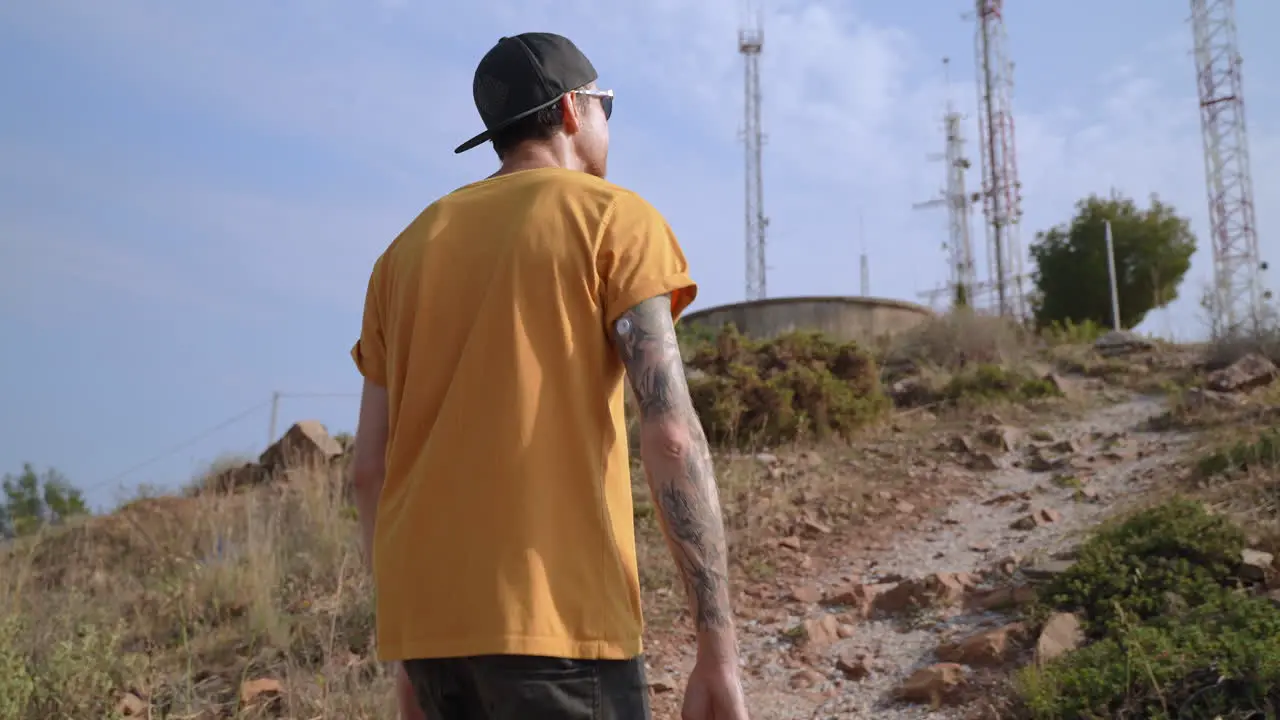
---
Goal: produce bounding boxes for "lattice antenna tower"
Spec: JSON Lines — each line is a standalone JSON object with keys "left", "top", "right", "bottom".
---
{"left": 914, "top": 58, "right": 979, "bottom": 309}
{"left": 974, "top": 0, "right": 1025, "bottom": 318}
{"left": 739, "top": 4, "right": 768, "bottom": 300}
{"left": 1191, "top": 0, "right": 1267, "bottom": 337}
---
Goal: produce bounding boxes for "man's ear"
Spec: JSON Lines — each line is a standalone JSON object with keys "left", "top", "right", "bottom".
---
{"left": 560, "top": 93, "right": 581, "bottom": 135}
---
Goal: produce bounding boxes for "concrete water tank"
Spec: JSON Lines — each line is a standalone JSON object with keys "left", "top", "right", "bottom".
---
{"left": 681, "top": 296, "right": 935, "bottom": 345}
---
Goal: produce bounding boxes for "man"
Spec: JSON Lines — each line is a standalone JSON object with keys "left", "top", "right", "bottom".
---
{"left": 350, "top": 32, "right": 748, "bottom": 720}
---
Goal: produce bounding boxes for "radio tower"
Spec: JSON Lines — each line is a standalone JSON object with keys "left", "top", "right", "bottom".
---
{"left": 740, "top": 7, "right": 768, "bottom": 300}
{"left": 974, "top": 0, "right": 1025, "bottom": 318}
{"left": 914, "top": 58, "right": 979, "bottom": 308}
{"left": 1191, "top": 0, "right": 1266, "bottom": 337}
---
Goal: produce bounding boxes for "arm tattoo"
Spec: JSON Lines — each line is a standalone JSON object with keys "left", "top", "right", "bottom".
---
{"left": 613, "top": 296, "right": 732, "bottom": 631}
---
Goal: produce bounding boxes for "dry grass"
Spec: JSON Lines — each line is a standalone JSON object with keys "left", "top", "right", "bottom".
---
{"left": 0, "top": 463, "right": 398, "bottom": 719}
{"left": 886, "top": 309, "right": 1034, "bottom": 373}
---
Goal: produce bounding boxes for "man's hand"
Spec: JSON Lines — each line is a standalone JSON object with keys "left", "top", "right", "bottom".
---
{"left": 681, "top": 660, "right": 749, "bottom": 720}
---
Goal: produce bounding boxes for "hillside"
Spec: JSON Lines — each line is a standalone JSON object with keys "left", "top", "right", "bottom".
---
{"left": 3, "top": 313, "right": 1280, "bottom": 719}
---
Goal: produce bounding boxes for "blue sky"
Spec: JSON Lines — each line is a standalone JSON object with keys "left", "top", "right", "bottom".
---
{"left": 2, "top": 0, "right": 1278, "bottom": 509}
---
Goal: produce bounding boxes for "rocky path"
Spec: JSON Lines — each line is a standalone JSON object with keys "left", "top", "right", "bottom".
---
{"left": 650, "top": 395, "right": 1192, "bottom": 719}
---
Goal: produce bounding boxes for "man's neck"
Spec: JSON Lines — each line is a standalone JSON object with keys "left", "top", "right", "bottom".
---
{"left": 491, "top": 141, "right": 582, "bottom": 178}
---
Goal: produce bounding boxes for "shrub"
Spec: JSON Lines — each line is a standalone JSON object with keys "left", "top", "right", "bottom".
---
{"left": 1043, "top": 498, "right": 1246, "bottom": 635}
{"left": 888, "top": 309, "right": 1031, "bottom": 370}
{"left": 1019, "top": 592, "right": 1280, "bottom": 719}
{"left": 1196, "top": 429, "right": 1280, "bottom": 479}
{"left": 1041, "top": 318, "right": 1107, "bottom": 346}
{"left": 684, "top": 325, "right": 888, "bottom": 447}
{"left": 941, "top": 364, "right": 1062, "bottom": 405}
{"left": 1020, "top": 499, "right": 1280, "bottom": 719}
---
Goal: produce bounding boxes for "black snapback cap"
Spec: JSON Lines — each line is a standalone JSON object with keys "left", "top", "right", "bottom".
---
{"left": 454, "top": 32, "right": 599, "bottom": 154}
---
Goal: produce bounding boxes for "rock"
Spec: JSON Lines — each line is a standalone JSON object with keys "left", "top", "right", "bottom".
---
{"left": 789, "top": 668, "right": 826, "bottom": 690}
{"left": 799, "top": 517, "right": 832, "bottom": 535}
{"left": 1026, "top": 448, "right": 1068, "bottom": 473}
{"left": 896, "top": 500, "right": 916, "bottom": 514}
{"left": 1041, "top": 372, "right": 1076, "bottom": 398}
{"left": 890, "top": 376, "right": 935, "bottom": 407}
{"left": 966, "top": 584, "right": 1036, "bottom": 611}
{"left": 837, "top": 623, "right": 857, "bottom": 639}
{"left": 647, "top": 674, "right": 677, "bottom": 693}
{"left": 790, "top": 584, "right": 822, "bottom": 604}
{"left": 1094, "top": 330, "right": 1153, "bottom": 357}
{"left": 1024, "top": 558, "right": 1075, "bottom": 581}
{"left": 898, "top": 663, "right": 966, "bottom": 706}
{"left": 1207, "top": 353, "right": 1279, "bottom": 393}
{"left": 836, "top": 652, "right": 874, "bottom": 680}
{"left": 1241, "top": 549, "right": 1276, "bottom": 582}
{"left": 1030, "top": 429, "right": 1055, "bottom": 443}
{"left": 115, "top": 693, "right": 147, "bottom": 717}
{"left": 1035, "top": 613, "right": 1083, "bottom": 665}
{"left": 936, "top": 622, "right": 1027, "bottom": 667}
{"left": 778, "top": 536, "right": 803, "bottom": 551}
{"left": 755, "top": 453, "right": 779, "bottom": 466}
{"left": 874, "top": 573, "right": 976, "bottom": 614}
{"left": 1011, "top": 507, "right": 1061, "bottom": 531}
{"left": 259, "top": 420, "right": 343, "bottom": 472}
{"left": 822, "top": 583, "right": 889, "bottom": 618}
{"left": 977, "top": 426, "right": 1020, "bottom": 452}
{"left": 968, "top": 452, "right": 1002, "bottom": 471}
{"left": 1182, "top": 387, "right": 1243, "bottom": 411}
{"left": 801, "top": 614, "right": 841, "bottom": 649}
{"left": 943, "top": 435, "right": 975, "bottom": 453}
{"left": 239, "top": 677, "right": 283, "bottom": 706}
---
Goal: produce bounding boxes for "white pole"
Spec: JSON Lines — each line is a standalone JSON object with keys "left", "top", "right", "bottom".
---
{"left": 1105, "top": 220, "right": 1121, "bottom": 330}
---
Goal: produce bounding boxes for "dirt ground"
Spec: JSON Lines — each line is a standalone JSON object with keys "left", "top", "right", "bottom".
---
{"left": 641, "top": 390, "right": 1196, "bottom": 719}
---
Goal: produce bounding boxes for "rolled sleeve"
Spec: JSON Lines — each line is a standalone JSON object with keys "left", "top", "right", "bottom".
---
{"left": 351, "top": 256, "right": 389, "bottom": 386}
{"left": 598, "top": 192, "right": 698, "bottom": 327}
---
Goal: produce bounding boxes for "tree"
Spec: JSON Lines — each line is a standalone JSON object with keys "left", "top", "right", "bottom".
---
{"left": 1029, "top": 193, "right": 1196, "bottom": 330}
{"left": 0, "top": 464, "right": 88, "bottom": 537}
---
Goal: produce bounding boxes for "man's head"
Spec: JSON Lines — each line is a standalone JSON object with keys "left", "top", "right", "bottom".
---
{"left": 454, "top": 33, "right": 611, "bottom": 178}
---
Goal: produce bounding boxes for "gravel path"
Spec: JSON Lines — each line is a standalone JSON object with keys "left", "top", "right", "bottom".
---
{"left": 727, "top": 395, "right": 1189, "bottom": 719}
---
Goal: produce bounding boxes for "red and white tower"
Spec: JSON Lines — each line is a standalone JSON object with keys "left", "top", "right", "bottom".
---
{"left": 974, "top": 0, "right": 1025, "bottom": 318}
{"left": 1191, "top": 0, "right": 1266, "bottom": 336}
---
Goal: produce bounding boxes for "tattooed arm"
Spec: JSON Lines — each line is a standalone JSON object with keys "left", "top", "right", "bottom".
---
{"left": 613, "top": 294, "right": 738, "bottom": 662}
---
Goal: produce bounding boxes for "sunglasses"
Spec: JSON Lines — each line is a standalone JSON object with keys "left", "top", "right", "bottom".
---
{"left": 572, "top": 88, "right": 614, "bottom": 121}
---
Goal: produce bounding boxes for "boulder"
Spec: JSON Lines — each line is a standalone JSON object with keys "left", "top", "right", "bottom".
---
{"left": 259, "top": 420, "right": 343, "bottom": 472}
{"left": 1206, "top": 353, "right": 1279, "bottom": 393}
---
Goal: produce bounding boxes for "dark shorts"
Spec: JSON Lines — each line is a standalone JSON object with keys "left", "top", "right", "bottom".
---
{"left": 402, "top": 654, "right": 652, "bottom": 720}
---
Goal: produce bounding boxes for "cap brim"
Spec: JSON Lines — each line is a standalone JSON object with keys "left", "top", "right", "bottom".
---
{"left": 454, "top": 130, "right": 492, "bottom": 154}
{"left": 453, "top": 94, "right": 571, "bottom": 155}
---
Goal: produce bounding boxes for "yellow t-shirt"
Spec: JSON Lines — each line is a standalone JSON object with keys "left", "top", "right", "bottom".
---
{"left": 351, "top": 167, "right": 697, "bottom": 661}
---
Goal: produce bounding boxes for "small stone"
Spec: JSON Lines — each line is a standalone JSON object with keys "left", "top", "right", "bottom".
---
{"left": 790, "top": 584, "right": 822, "bottom": 604}
{"left": 1035, "top": 613, "right": 1083, "bottom": 665}
{"left": 896, "top": 501, "right": 916, "bottom": 514}
{"left": 789, "top": 668, "right": 825, "bottom": 689}
{"left": 836, "top": 652, "right": 873, "bottom": 681}
{"left": 898, "top": 663, "right": 966, "bottom": 706}
{"left": 115, "top": 693, "right": 147, "bottom": 717}
{"left": 779, "top": 536, "right": 802, "bottom": 550}
{"left": 1241, "top": 549, "right": 1276, "bottom": 582}
{"left": 239, "top": 678, "right": 283, "bottom": 706}
{"left": 936, "top": 622, "right": 1027, "bottom": 667}
{"left": 801, "top": 614, "right": 842, "bottom": 649}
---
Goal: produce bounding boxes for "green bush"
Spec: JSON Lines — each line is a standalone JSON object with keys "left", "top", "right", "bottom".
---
{"left": 1044, "top": 498, "right": 1246, "bottom": 635}
{"left": 1020, "top": 592, "right": 1280, "bottom": 719}
{"left": 1020, "top": 499, "right": 1280, "bottom": 719}
{"left": 684, "top": 325, "right": 887, "bottom": 447}
{"left": 942, "top": 364, "right": 1062, "bottom": 405}
{"left": 1196, "top": 429, "right": 1280, "bottom": 479}
{"left": 1041, "top": 318, "right": 1107, "bottom": 346}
